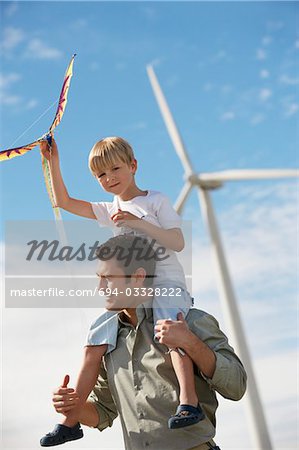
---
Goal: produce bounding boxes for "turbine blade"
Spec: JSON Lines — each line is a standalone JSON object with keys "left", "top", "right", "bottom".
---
{"left": 147, "top": 65, "right": 193, "bottom": 175}
{"left": 198, "top": 169, "right": 299, "bottom": 183}
{"left": 174, "top": 182, "right": 193, "bottom": 215}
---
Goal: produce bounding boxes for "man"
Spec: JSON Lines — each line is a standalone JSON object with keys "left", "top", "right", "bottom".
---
{"left": 51, "top": 235, "right": 247, "bottom": 450}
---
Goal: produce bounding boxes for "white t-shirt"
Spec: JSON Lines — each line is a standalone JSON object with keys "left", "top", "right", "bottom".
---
{"left": 91, "top": 190, "right": 187, "bottom": 288}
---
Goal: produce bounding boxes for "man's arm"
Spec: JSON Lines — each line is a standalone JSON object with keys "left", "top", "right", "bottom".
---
{"left": 40, "top": 139, "right": 96, "bottom": 219}
{"left": 52, "top": 371, "right": 118, "bottom": 431}
{"left": 155, "top": 311, "right": 247, "bottom": 401}
{"left": 154, "top": 313, "right": 216, "bottom": 379}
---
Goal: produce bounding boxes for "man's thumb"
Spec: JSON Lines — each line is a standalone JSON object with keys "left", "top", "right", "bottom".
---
{"left": 177, "top": 312, "right": 184, "bottom": 321}
{"left": 62, "top": 374, "right": 70, "bottom": 388}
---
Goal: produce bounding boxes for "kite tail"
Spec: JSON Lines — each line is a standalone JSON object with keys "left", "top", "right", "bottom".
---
{"left": 41, "top": 154, "right": 61, "bottom": 220}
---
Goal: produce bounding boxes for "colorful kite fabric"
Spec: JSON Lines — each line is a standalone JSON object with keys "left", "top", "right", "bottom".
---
{"left": 0, "top": 141, "right": 39, "bottom": 161}
{"left": 0, "top": 54, "right": 76, "bottom": 161}
{"left": 0, "top": 54, "right": 76, "bottom": 218}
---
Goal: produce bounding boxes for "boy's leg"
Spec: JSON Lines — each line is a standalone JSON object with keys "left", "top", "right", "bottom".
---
{"left": 168, "top": 348, "right": 205, "bottom": 429}
{"left": 152, "top": 288, "right": 205, "bottom": 429}
{"left": 40, "top": 345, "right": 107, "bottom": 447}
{"left": 170, "top": 350, "right": 198, "bottom": 407}
{"left": 64, "top": 309, "right": 119, "bottom": 426}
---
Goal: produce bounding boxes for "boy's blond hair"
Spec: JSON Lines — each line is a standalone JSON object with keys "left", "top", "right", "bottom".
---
{"left": 89, "top": 137, "right": 135, "bottom": 175}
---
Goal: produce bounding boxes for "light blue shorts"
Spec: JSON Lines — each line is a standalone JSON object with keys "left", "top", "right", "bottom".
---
{"left": 86, "top": 285, "right": 193, "bottom": 354}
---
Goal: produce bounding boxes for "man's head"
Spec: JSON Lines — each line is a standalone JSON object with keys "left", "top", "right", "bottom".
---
{"left": 96, "top": 235, "right": 156, "bottom": 310}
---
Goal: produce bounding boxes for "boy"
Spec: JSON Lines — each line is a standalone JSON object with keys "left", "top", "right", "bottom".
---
{"left": 40, "top": 137, "right": 204, "bottom": 446}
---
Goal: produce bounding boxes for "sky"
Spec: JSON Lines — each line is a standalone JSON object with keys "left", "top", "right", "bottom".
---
{"left": 0, "top": 1, "right": 298, "bottom": 449}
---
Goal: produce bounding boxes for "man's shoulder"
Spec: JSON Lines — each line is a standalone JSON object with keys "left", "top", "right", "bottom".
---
{"left": 186, "top": 307, "right": 217, "bottom": 321}
{"left": 186, "top": 308, "right": 221, "bottom": 334}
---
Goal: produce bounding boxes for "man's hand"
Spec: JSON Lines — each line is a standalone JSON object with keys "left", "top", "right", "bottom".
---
{"left": 52, "top": 375, "right": 80, "bottom": 416}
{"left": 111, "top": 209, "right": 142, "bottom": 228}
{"left": 154, "top": 312, "right": 193, "bottom": 350}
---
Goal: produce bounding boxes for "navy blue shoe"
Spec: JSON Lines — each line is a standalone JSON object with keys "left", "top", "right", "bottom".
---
{"left": 168, "top": 404, "right": 205, "bottom": 429}
{"left": 40, "top": 423, "right": 83, "bottom": 447}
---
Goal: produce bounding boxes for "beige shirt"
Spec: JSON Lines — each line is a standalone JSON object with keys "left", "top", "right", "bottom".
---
{"left": 89, "top": 306, "right": 247, "bottom": 450}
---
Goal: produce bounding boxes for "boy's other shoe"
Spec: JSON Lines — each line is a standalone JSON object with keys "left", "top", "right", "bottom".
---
{"left": 40, "top": 423, "right": 83, "bottom": 446}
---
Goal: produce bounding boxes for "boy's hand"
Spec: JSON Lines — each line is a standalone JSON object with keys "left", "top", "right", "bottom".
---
{"left": 52, "top": 375, "right": 80, "bottom": 416}
{"left": 39, "top": 137, "right": 59, "bottom": 161}
{"left": 111, "top": 209, "right": 142, "bottom": 229}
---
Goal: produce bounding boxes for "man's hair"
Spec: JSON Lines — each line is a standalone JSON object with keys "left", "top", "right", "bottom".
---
{"left": 89, "top": 137, "right": 135, "bottom": 176}
{"left": 96, "top": 235, "right": 156, "bottom": 287}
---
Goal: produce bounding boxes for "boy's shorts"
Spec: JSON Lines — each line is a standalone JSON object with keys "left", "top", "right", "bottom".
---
{"left": 153, "top": 285, "right": 193, "bottom": 321}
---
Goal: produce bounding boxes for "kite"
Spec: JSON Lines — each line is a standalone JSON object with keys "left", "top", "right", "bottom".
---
{"left": 0, "top": 54, "right": 76, "bottom": 219}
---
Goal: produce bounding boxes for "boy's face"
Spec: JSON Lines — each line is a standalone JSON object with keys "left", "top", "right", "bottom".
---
{"left": 96, "top": 258, "right": 145, "bottom": 311}
{"left": 96, "top": 160, "right": 136, "bottom": 195}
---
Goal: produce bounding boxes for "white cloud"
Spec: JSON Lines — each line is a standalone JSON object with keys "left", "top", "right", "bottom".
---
{"left": 266, "top": 21, "right": 284, "bottom": 32}
{"left": 260, "top": 69, "right": 269, "bottom": 79}
{"left": 280, "top": 96, "right": 299, "bottom": 118}
{"left": 261, "top": 36, "right": 272, "bottom": 46}
{"left": 220, "top": 84, "right": 232, "bottom": 95}
{"left": 69, "top": 19, "right": 88, "bottom": 30}
{"left": 279, "top": 74, "right": 299, "bottom": 85}
{"left": 192, "top": 183, "right": 297, "bottom": 296}
{"left": 259, "top": 88, "right": 272, "bottom": 102}
{"left": 1, "top": 27, "right": 24, "bottom": 52}
{"left": 203, "top": 82, "right": 214, "bottom": 92}
{"left": 0, "top": 72, "right": 21, "bottom": 89}
{"left": 24, "top": 39, "right": 63, "bottom": 60}
{"left": 216, "top": 349, "right": 298, "bottom": 448}
{"left": 284, "top": 102, "right": 299, "bottom": 117}
{"left": 0, "top": 73, "right": 38, "bottom": 111}
{"left": 141, "top": 6, "right": 158, "bottom": 20}
{"left": 210, "top": 50, "right": 228, "bottom": 63}
{"left": 0, "top": 92, "right": 21, "bottom": 106}
{"left": 295, "top": 39, "right": 299, "bottom": 49}
{"left": 0, "top": 72, "right": 22, "bottom": 106}
{"left": 220, "top": 111, "right": 235, "bottom": 121}
{"left": 250, "top": 113, "right": 265, "bottom": 125}
{"left": 256, "top": 48, "right": 267, "bottom": 60}
{"left": 26, "top": 99, "right": 38, "bottom": 109}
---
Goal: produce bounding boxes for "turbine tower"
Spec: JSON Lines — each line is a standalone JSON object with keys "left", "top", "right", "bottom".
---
{"left": 147, "top": 64, "right": 299, "bottom": 449}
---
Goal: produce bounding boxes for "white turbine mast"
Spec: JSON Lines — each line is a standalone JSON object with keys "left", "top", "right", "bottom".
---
{"left": 147, "top": 64, "right": 299, "bottom": 449}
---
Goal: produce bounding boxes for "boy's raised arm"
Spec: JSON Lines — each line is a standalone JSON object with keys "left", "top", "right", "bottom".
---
{"left": 40, "top": 139, "right": 96, "bottom": 219}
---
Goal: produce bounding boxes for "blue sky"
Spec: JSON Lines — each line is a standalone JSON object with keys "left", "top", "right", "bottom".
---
{"left": 1, "top": 1, "right": 298, "bottom": 449}
{"left": 1, "top": 1, "right": 298, "bottom": 220}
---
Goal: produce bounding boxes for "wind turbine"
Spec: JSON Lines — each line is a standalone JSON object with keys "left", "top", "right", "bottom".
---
{"left": 147, "top": 64, "right": 299, "bottom": 450}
